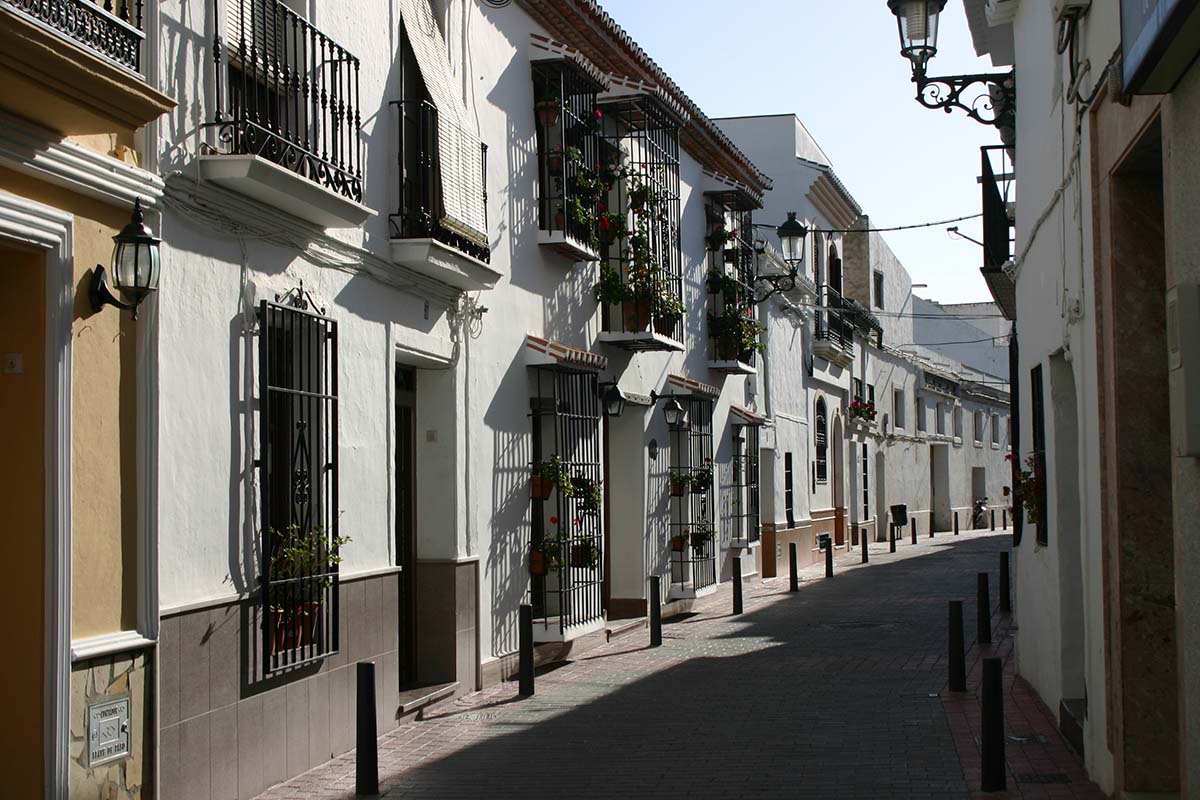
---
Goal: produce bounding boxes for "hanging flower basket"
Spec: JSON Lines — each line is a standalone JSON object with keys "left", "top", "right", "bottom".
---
{"left": 670, "top": 534, "right": 687, "bottom": 552}
{"left": 531, "top": 475, "right": 554, "bottom": 500}
{"left": 535, "top": 100, "right": 561, "bottom": 128}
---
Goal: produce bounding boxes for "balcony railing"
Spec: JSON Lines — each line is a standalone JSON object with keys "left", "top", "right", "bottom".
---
{"left": 210, "top": 0, "right": 363, "bottom": 202}
{"left": 815, "top": 284, "right": 855, "bottom": 356}
{"left": 389, "top": 99, "right": 490, "bottom": 264}
{"left": 3, "top": 0, "right": 145, "bottom": 74}
{"left": 981, "top": 145, "right": 1016, "bottom": 319}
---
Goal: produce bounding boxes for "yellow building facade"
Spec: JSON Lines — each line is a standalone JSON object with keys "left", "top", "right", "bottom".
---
{"left": 0, "top": 2, "right": 172, "bottom": 796}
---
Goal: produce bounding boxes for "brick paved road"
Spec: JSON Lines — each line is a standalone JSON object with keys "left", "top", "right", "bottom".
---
{"left": 257, "top": 531, "right": 1103, "bottom": 799}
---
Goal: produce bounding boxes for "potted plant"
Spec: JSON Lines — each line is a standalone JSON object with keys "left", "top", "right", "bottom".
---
{"left": 597, "top": 210, "right": 627, "bottom": 247}
{"left": 670, "top": 532, "right": 688, "bottom": 552}
{"left": 1011, "top": 452, "right": 1045, "bottom": 525}
{"left": 707, "top": 225, "right": 737, "bottom": 252}
{"left": 578, "top": 478, "right": 603, "bottom": 515}
{"left": 690, "top": 521, "right": 715, "bottom": 550}
{"left": 531, "top": 455, "right": 573, "bottom": 500}
{"left": 669, "top": 469, "right": 692, "bottom": 496}
{"left": 570, "top": 528, "right": 601, "bottom": 569}
{"left": 627, "top": 177, "right": 655, "bottom": 211}
{"left": 530, "top": 519, "right": 567, "bottom": 576}
{"left": 849, "top": 399, "right": 877, "bottom": 421}
{"left": 690, "top": 459, "right": 714, "bottom": 495}
{"left": 596, "top": 262, "right": 632, "bottom": 307}
{"left": 546, "top": 148, "right": 565, "bottom": 175}
{"left": 535, "top": 87, "right": 561, "bottom": 128}
{"left": 653, "top": 291, "right": 684, "bottom": 337}
{"left": 269, "top": 525, "right": 350, "bottom": 653}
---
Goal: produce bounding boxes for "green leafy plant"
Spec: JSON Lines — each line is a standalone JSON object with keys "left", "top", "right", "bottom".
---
{"left": 269, "top": 524, "right": 351, "bottom": 606}
{"left": 1010, "top": 452, "right": 1044, "bottom": 525}
{"left": 708, "top": 312, "right": 765, "bottom": 360}
{"left": 595, "top": 262, "right": 632, "bottom": 305}
{"left": 577, "top": 478, "right": 603, "bottom": 514}
{"left": 653, "top": 291, "right": 685, "bottom": 329}
{"left": 690, "top": 520, "right": 715, "bottom": 549}
{"left": 689, "top": 458, "right": 714, "bottom": 495}
{"left": 532, "top": 455, "right": 575, "bottom": 497}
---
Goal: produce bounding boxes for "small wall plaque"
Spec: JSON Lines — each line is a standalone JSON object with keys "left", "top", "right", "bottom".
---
{"left": 87, "top": 697, "right": 130, "bottom": 767}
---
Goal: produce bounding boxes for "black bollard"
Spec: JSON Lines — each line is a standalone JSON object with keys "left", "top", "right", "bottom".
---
{"left": 825, "top": 538, "right": 834, "bottom": 578}
{"left": 1002, "top": 508, "right": 1007, "bottom": 529}
{"left": 977, "top": 572, "right": 992, "bottom": 645}
{"left": 861, "top": 527, "right": 869, "bottom": 564}
{"left": 930, "top": 521, "right": 935, "bottom": 539}
{"left": 948, "top": 601, "right": 967, "bottom": 692}
{"left": 980, "top": 657, "right": 1007, "bottom": 792}
{"left": 518, "top": 604, "right": 534, "bottom": 696}
{"left": 649, "top": 575, "right": 662, "bottom": 647}
{"left": 789, "top": 542, "right": 799, "bottom": 592}
{"left": 954, "top": 511, "right": 960, "bottom": 536}
{"left": 911, "top": 518, "right": 917, "bottom": 545}
{"left": 889, "top": 524, "right": 896, "bottom": 553}
{"left": 732, "top": 556, "right": 743, "bottom": 615}
{"left": 999, "top": 552, "right": 1011, "bottom": 613}
{"left": 355, "top": 661, "right": 379, "bottom": 796}
{"left": 990, "top": 509, "right": 996, "bottom": 531}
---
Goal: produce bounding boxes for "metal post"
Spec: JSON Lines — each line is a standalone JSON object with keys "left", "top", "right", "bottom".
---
{"left": 889, "top": 524, "right": 896, "bottom": 553}
{"left": 824, "top": 538, "right": 834, "bottom": 578}
{"left": 948, "top": 600, "right": 966, "bottom": 692}
{"left": 355, "top": 661, "right": 379, "bottom": 796}
{"left": 649, "top": 575, "right": 662, "bottom": 647}
{"left": 732, "top": 556, "right": 743, "bottom": 615}
{"left": 954, "top": 511, "right": 959, "bottom": 536}
{"left": 518, "top": 603, "right": 534, "bottom": 696}
{"left": 999, "top": 552, "right": 1011, "bottom": 613}
{"left": 990, "top": 509, "right": 996, "bottom": 530}
{"left": 910, "top": 518, "right": 917, "bottom": 545}
{"left": 980, "top": 657, "right": 1007, "bottom": 792}
{"left": 977, "top": 572, "right": 992, "bottom": 645}
{"left": 861, "top": 527, "right": 869, "bottom": 564}
{"left": 1002, "top": 508, "right": 1007, "bottom": 529}
{"left": 929, "top": 521, "right": 935, "bottom": 538}
{"left": 788, "top": 542, "right": 799, "bottom": 592}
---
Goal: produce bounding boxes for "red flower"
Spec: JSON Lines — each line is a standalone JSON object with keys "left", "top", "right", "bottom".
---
{"left": 573, "top": 518, "right": 581, "bottom": 526}
{"left": 594, "top": 109, "right": 603, "bottom": 119}
{"left": 728, "top": 229, "right": 738, "bottom": 238}
{"left": 599, "top": 216, "right": 611, "bottom": 231}
{"left": 549, "top": 516, "right": 559, "bottom": 525}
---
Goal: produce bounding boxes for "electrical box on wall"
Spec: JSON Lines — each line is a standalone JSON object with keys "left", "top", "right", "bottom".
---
{"left": 1166, "top": 283, "right": 1200, "bottom": 457}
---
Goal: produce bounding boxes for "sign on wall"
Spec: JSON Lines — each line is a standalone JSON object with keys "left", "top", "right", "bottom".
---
{"left": 1122, "top": 0, "right": 1200, "bottom": 93}
{"left": 86, "top": 697, "right": 130, "bottom": 767}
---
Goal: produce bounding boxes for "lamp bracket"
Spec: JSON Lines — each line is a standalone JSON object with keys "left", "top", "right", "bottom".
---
{"left": 913, "top": 69, "right": 1016, "bottom": 135}
{"left": 89, "top": 265, "right": 140, "bottom": 319}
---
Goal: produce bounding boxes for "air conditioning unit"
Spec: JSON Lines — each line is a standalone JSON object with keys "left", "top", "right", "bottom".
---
{"left": 1053, "top": 0, "right": 1090, "bottom": 22}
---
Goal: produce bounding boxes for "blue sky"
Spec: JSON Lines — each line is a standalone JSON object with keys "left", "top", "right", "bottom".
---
{"left": 597, "top": 0, "right": 1002, "bottom": 304}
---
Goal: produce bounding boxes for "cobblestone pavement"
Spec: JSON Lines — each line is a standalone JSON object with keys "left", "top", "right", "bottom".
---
{"left": 257, "top": 530, "right": 1104, "bottom": 800}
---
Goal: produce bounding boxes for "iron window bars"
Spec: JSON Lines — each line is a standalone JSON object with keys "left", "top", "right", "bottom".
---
{"left": 981, "top": 145, "right": 1015, "bottom": 270}
{"left": 2, "top": 0, "right": 145, "bottom": 74}
{"left": 705, "top": 195, "right": 758, "bottom": 368}
{"left": 528, "top": 366, "right": 605, "bottom": 636}
{"left": 729, "top": 424, "right": 761, "bottom": 544}
{"left": 390, "top": 99, "right": 490, "bottom": 263}
{"left": 815, "top": 397, "right": 828, "bottom": 484}
{"left": 532, "top": 60, "right": 604, "bottom": 257}
{"left": 596, "top": 94, "right": 684, "bottom": 349}
{"left": 257, "top": 293, "right": 340, "bottom": 674}
{"left": 210, "top": 0, "right": 363, "bottom": 203}
{"left": 669, "top": 398, "right": 716, "bottom": 593}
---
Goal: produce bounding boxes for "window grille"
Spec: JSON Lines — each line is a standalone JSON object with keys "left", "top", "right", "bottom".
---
{"left": 211, "top": 0, "right": 363, "bottom": 202}
{"left": 669, "top": 398, "right": 715, "bottom": 593}
{"left": 528, "top": 366, "right": 604, "bottom": 635}
{"left": 893, "top": 388, "right": 906, "bottom": 428}
{"left": 705, "top": 194, "right": 757, "bottom": 367}
{"left": 974, "top": 410, "right": 985, "bottom": 443}
{"left": 814, "top": 398, "right": 828, "bottom": 484}
{"left": 861, "top": 442, "right": 870, "bottom": 520}
{"left": 991, "top": 413, "right": 1000, "bottom": 444}
{"left": 785, "top": 452, "right": 796, "bottom": 523}
{"left": 532, "top": 60, "right": 604, "bottom": 252}
{"left": 258, "top": 295, "right": 340, "bottom": 673}
{"left": 916, "top": 395, "right": 926, "bottom": 432}
{"left": 874, "top": 271, "right": 885, "bottom": 309}
{"left": 729, "top": 424, "right": 761, "bottom": 543}
{"left": 597, "top": 94, "right": 683, "bottom": 347}
{"left": 1030, "top": 364, "right": 1047, "bottom": 545}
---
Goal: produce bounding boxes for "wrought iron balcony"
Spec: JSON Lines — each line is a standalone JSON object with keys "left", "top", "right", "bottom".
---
{"left": 814, "top": 284, "right": 855, "bottom": 364}
{"left": 981, "top": 145, "right": 1016, "bottom": 319}
{"left": 2, "top": 0, "right": 145, "bottom": 74}
{"left": 209, "top": 0, "right": 362, "bottom": 204}
{"left": 389, "top": 99, "right": 490, "bottom": 266}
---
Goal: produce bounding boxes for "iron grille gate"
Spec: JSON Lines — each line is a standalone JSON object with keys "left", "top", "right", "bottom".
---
{"left": 258, "top": 297, "right": 340, "bottom": 673}
{"left": 705, "top": 196, "right": 758, "bottom": 366}
{"left": 533, "top": 60, "right": 603, "bottom": 249}
{"left": 529, "top": 366, "right": 604, "bottom": 635}
{"left": 669, "top": 398, "right": 716, "bottom": 592}
{"left": 730, "top": 424, "right": 761, "bottom": 543}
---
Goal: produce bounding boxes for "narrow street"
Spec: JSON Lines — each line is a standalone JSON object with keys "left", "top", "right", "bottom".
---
{"left": 257, "top": 531, "right": 1101, "bottom": 800}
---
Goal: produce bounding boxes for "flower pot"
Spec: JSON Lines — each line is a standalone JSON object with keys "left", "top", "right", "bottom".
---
{"left": 531, "top": 475, "right": 554, "bottom": 501}
{"left": 554, "top": 209, "right": 566, "bottom": 232}
{"left": 738, "top": 348, "right": 755, "bottom": 364}
{"left": 547, "top": 152, "right": 564, "bottom": 175}
{"left": 535, "top": 101, "right": 561, "bottom": 128}
{"left": 670, "top": 481, "right": 687, "bottom": 497}
{"left": 670, "top": 535, "right": 687, "bottom": 552}
{"left": 654, "top": 315, "right": 677, "bottom": 337}
{"left": 622, "top": 300, "right": 652, "bottom": 332}
{"left": 690, "top": 532, "right": 710, "bottom": 550}
{"left": 529, "top": 550, "right": 549, "bottom": 576}
{"left": 269, "top": 607, "right": 295, "bottom": 656}
{"left": 296, "top": 601, "right": 319, "bottom": 646}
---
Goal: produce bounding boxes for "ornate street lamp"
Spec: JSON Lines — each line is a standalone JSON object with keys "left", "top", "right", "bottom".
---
{"left": 90, "top": 197, "right": 162, "bottom": 319}
{"left": 662, "top": 396, "right": 687, "bottom": 429}
{"left": 776, "top": 212, "right": 807, "bottom": 266}
{"left": 750, "top": 212, "right": 808, "bottom": 304}
{"left": 600, "top": 383, "right": 627, "bottom": 418}
{"left": 887, "top": 0, "right": 1015, "bottom": 139}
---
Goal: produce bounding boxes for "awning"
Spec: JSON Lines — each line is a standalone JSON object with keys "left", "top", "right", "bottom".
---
{"left": 730, "top": 405, "right": 767, "bottom": 426}
{"left": 524, "top": 335, "right": 608, "bottom": 372}
{"left": 666, "top": 373, "right": 720, "bottom": 399}
{"left": 398, "top": 0, "right": 487, "bottom": 246}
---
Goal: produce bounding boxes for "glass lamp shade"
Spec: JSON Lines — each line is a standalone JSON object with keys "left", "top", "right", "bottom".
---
{"left": 110, "top": 197, "right": 162, "bottom": 304}
{"left": 603, "top": 384, "right": 627, "bottom": 418}
{"left": 888, "top": 0, "right": 946, "bottom": 75}
{"left": 663, "top": 397, "right": 684, "bottom": 428}
{"left": 776, "top": 211, "right": 807, "bottom": 265}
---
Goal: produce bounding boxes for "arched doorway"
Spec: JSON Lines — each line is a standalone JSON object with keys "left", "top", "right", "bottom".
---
{"left": 828, "top": 241, "right": 842, "bottom": 295}
{"left": 831, "top": 413, "right": 845, "bottom": 546}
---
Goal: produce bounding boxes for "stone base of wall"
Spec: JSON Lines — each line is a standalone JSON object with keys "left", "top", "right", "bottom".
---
{"left": 158, "top": 570, "right": 402, "bottom": 800}
{"left": 70, "top": 648, "right": 153, "bottom": 800}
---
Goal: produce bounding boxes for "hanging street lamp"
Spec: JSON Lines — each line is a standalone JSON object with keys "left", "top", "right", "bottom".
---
{"left": 749, "top": 211, "right": 808, "bottom": 304}
{"left": 887, "top": 0, "right": 1016, "bottom": 140}
{"left": 90, "top": 197, "right": 162, "bottom": 319}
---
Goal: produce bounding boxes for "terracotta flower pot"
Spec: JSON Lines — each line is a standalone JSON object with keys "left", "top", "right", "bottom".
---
{"left": 296, "top": 601, "right": 319, "bottom": 646}
{"left": 547, "top": 153, "right": 564, "bottom": 174}
{"left": 529, "top": 550, "right": 549, "bottom": 576}
{"left": 670, "top": 535, "right": 687, "bottom": 552}
{"left": 531, "top": 475, "right": 554, "bottom": 501}
{"left": 554, "top": 209, "right": 566, "bottom": 232}
{"left": 623, "top": 300, "right": 652, "bottom": 332}
{"left": 536, "top": 101, "right": 561, "bottom": 128}
{"left": 670, "top": 481, "right": 687, "bottom": 497}
{"left": 270, "top": 607, "right": 296, "bottom": 656}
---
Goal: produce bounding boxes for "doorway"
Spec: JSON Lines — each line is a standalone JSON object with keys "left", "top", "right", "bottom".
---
{"left": 874, "top": 450, "right": 887, "bottom": 542}
{"left": 971, "top": 467, "right": 986, "bottom": 529}
{"left": 930, "top": 444, "right": 951, "bottom": 531}
{"left": 831, "top": 415, "right": 845, "bottom": 546}
{"left": 395, "top": 366, "right": 417, "bottom": 687}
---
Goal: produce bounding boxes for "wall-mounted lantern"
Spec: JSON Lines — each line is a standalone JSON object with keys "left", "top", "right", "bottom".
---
{"left": 600, "top": 383, "right": 627, "bottom": 418}
{"left": 90, "top": 197, "right": 161, "bottom": 319}
{"left": 662, "top": 396, "right": 686, "bottom": 429}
